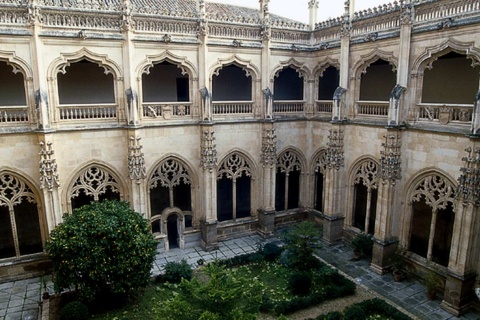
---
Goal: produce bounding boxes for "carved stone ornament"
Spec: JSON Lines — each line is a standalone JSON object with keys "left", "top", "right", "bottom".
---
{"left": 326, "top": 129, "right": 344, "bottom": 170}
{"left": 340, "top": 15, "right": 352, "bottom": 37}
{"left": 201, "top": 129, "right": 217, "bottom": 172}
{"left": 400, "top": 3, "right": 414, "bottom": 25}
{"left": 412, "top": 175, "right": 455, "bottom": 212}
{"left": 218, "top": 153, "right": 252, "bottom": 180}
{"left": 70, "top": 166, "right": 120, "bottom": 201}
{"left": 277, "top": 150, "right": 301, "bottom": 174}
{"left": 457, "top": 147, "right": 480, "bottom": 206}
{"left": 128, "top": 136, "right": 147, "bottom": 183}
{"left": 380, "top": 133, "right": 402, "bottom": 184}
{"left": 261, "top": 129, "right": 277, "bottom": 167}
{"left": 314, "top": 151, "right": 327, "bottom": 174}
{"left": 39, "top": 141, "right": 60, "bottom": 192}
{"left": 354, "top": 160, "right": 379, "bottom": 190}
{"left": 0, "top": 174, "right": 36, "bottom": 209}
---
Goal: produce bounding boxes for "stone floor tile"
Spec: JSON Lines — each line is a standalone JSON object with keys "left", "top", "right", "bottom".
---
{"left": 5, "top": 311, "right": 22, "bottom": 320}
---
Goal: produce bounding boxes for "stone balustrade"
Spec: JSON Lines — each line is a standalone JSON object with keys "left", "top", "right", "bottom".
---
{"left": 212, "top": 101, "right": 253, "bottom": 115}
{"left": 315, "top": 100, "right": 333, "bottom": 115}
{"left": 0, "top": 106, "right": 30, "bottom": 123}
{"left": 273, "top": 101, "right": 305, "bottom": 114}
{"left": 58, "top": 104, "right": 117, "bottom": 121}
{"left": 142, "top": 102, "right": 192, "bottom": 119}
{"left": 356, "top": 101, "right": 389, "bottom": 117}
{"left": 416, "top": 103, "right": 473, "bottom": 125}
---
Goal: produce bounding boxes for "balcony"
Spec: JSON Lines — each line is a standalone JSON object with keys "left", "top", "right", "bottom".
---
{"left": 356, "top": 101, "right": 389, "bottom": 118}
{"left": 273, "top": 101, "right": 305, "bottom": 116}
{"left": 142, "top": 102, "right": 192, "bottom": 121}
{"left": 0, "top": 106, "right": 30, "bottom": 124}
{"left": 58, "top": 103, "right": 118, "bottom": 122}
{"left": 416, "top": 103, "right": 472, "bottom": 125}
{"left": 212, "top": 101, "right": 253, "bottom": 117}
{"left": 315, "top": 100, "right": 333, "bottom": 116}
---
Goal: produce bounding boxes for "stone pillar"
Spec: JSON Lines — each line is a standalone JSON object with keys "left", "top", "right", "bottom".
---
{"left": 371, "top": 130, "right": 402, "bottom": 274}
{"left": 127, "top": 135, "right": 147, "bottom": 215}
{"left": 258, "top": 124, "right": 277, "bottom": 236}
{"left": 441, "top": 146, "right": 480, "bottom": 315}
{"left": 334, "top": 9, "right": 351, "bottom": 121}
{"left": 260, "top": 0, "right": 272, "bottom": 119}
{"left": 308, "top": 0, "right": 318, "bottom": 30}
{"left": 38, "top": 138, "right": 61, "bottom": 231}
{"left": 200, "top": 125, "right": 219, "bottom": 250}
{"left": 322, "top": 127, "right": 346, "bottom": 244}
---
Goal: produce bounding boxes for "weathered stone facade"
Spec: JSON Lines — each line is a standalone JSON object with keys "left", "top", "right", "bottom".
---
{"left": 1, "top": 0, "right": 480, "bottom": 315}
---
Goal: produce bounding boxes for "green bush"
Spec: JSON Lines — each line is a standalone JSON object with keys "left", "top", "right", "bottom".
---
{"left": 219, "top": 252, "right": 264, "bottom": 267}
{"left": 282, "top": 221, "right": 322, "bottom": 271}
{"left": 46, "top": 200, "right": 157, "bottom": 302}
{"left": 344, "top": 305, "right": 367, "bottom": 320}
{"left": 261, "top": 242, "right": 283, "bottom": 262}
{"left": 288, "top": 271, "right": 312, "bottom": 296}
{"left": 162, "top": 260, "right": 193, "bottom": 283}
{"left": 60, "top": 301, "right": 89, "bottom": 320}
{"left": 316, "top": 311, "right": 343, "bottom": 320}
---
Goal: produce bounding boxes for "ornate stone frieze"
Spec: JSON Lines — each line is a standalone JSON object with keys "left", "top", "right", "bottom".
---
{"left": 39, "top": 141, "right": 60, "bottom": 192}
{"left": 379, "top": 132, "right": 401, "bottom": 184}
{"left": 71, "top": 166, "right": 120, "bottom": 201}
{"left": 457, "top": 147, "right": 480, "bottom": 206}
{"left": 201, "top": 129, "right": 217, "bottom": 172}
{"left": 261, "top": 129, "right": 276, "bottom": 167}
{"left": 326, "top": 129, "right": 344, "bottom": 170}
{"left": 128, "top": 136, "right": 146, "bottom": 183}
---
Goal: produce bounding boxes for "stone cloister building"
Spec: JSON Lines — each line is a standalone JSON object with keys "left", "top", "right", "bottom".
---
{"left": 1, "top": 0, "right": 480, "bottom": 315}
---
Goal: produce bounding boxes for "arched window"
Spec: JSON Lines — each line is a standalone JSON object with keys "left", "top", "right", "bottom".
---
{"left": 0, "top": 174, "right": 42, "bottom": 259}
{"left": 142, "top": 61, "right": 190, "bottom": 102}
{"left": 149, "top": 158, "right": 192, "bottom": 232}
{"left": 409, "top": 174, "right": 455, "bottom": 267}
{"left": 318, "top": 66, "right": 340, "bottom": 100}
{"left": 360, "top": 59, "right": 396, "bottom": 101}
{"left": 274, "top": 67, "right": 304, "bottom": 100}
{"left": 313, "top": 151, "right": 327, "bottom": 212}
{"left": 57, "top": 59, "right": 115, "bottom": 105}
{"left": 352, "top": 160, "right": 379, "bottom": 234}
{"left": 69, "top": 166, "right": 121, "bottom": 210}
{"left": 276, "top": 150, "right": 302, "bottom": 211}
{"left": 0, "top": 61, "right": 26, "bottom": 106}
{"left": 217, "top": 153, "right": 252, "bottom": 222}
{"left": 212, "top": 64, "right": 252, "bottom": 101}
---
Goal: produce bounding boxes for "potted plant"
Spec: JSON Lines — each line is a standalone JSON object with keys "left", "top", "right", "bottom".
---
{"left": 351, "top": 232, "right": 373, "bottom": 260}
{"left": 391, "top": 245, "right": 406, "bottom": 282}
{"left": 424, "top": 268, "right": 443, "bottom": 300}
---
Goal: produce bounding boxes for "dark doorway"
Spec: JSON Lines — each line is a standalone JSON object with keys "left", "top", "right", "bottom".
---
{"left": 167, "top": 214, "right": 179, "bottom": 248}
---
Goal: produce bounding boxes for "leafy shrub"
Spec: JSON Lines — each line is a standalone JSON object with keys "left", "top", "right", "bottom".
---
{"left": 282, "top": 221, "right": 322, "bottom": 271}
{"left": 353, "top": 298, "right": 412, "bottom": 320}
{"left": 162, "top": 260, "right": 192, "bottom": 283}
{"left": 344, "top": 305, "right": 367, "bottom": 320}
{"left": 351, "top": 232, "right": 373, "bottom": 257}
{"left": 219, "top": 252, "right": 264, "bottom": 267}
{"left": 315, "top": 311, "right": 343, "bottom": 320}
{"left": 60, "top": 301, "right": 89, "bottom": 320}
{"left": 154, "top": 262, "right": 263, "bottom": 320}
{"left": 288, "top": 271, "right": 312, "bottom": 296}
{"left": 261, "top": 242, "right": 283, "bottom": 262}
{"left": 46, "top": 200, "right": 157, "bottom": 302}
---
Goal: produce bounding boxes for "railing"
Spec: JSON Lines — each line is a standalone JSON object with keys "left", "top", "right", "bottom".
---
{"left": 356, "top": 101, "right": 389, "bottom": 117}
{"left": 315, "top": 100, "right": 333, "bottom": 115}
{"left": 59, "top": 104, "right": 117, "bottom": 121}
{"left": 212, "top": 101, "right": 253, "bottom": 115}
{"left": 142, "top": 102, "right": 192, "bottom": 119}
{"left": 416, "top": 103, "right": 473, "bottom": 124}
{"left": 0, "top": 106, "right": 29, "bottom": 123}
{"left": 415, "top": 0, "right": 480, "bottom": 23}
{"left": 273, "top": 101, "right": 305, "bottom": 114}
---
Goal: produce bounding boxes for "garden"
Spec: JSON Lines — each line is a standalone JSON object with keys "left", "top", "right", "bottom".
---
{"left": 45, "top": 201, "right": 413, "bottom": 320}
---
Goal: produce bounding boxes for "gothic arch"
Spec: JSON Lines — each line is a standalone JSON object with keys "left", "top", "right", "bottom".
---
{"left": 217, "top": 149, "right": 257, "bottom": 179}
{"left": 352, "top": 49, "right": 398, "bottom": 78}
{"left": 313, "top": 58, "right": 340, "bottom": 78}
{"left": 48, "top": 48, "right": 122, "bottom": 80}
{"left": 347, "top": 156, "right": 380, "bottom": 188}
{"left": 311, "top": 148, "right": 328, "bottom": 174}
{"left": 271, "top": 58, "right": 311, "bottom": 80}
{"left": 137, "top": 50, "right": 198, "bottom": 79}
{"left": 277, "top": 147, "right": 307, "bottom": 173}
{"left": 65, "top": 161, "right": 126, "bottom": 212}
{"left": 412, "top": 39, "right": 480, "bottom": 76}
{"left": 147, "top": 155, "right": 197, "bottom": 189}
{"left": 0, "top": 50, "right": 33, "bottom": 79}
{"left": 210, "top": 55, "right": 260, "bottom": 81}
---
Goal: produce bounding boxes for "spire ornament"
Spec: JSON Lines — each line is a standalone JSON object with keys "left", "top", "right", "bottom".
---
{"left": 39, "top": 141, "right": 60, "bottom": 192}
{"left": 457, "top": 147, "right": 480, "bottom": 206}
{"left": 128, "top": 136, "right": 146, "bottom": 183}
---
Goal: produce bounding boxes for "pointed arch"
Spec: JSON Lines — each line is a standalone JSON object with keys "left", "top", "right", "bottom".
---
{"left": 0, "top": 169, "right": 45, "bottom": 260}
{"left": 311, "top": 148, "right": 328, "bottom": 212}
{"left": 210, "top": 55, "right": 260, "bottom": 80}
{"left": 48, "top": 48, "right": 122, "bottom": 80}
{"left": 275, "top": 148, "right": 306, "bottom": 211}
{"left": 313, "top": 57, "right": 340, "bottom": 78}
{"left": 147, "top": 155, "right": 197, "bottom": 189}
{"left": 137, "top": 50, "right": 197, "bottom": 79}
{"left": 217, "top": 149, "right": 256, "bottom": 180}
{"left": 271, "top": 58, "right": 311, "bottom": 80}
{"left": 65, "top": 161, "right": 126, "bottom": 212}
{"left": 412, "top": 39, "right": 480, "bottom": 76}
{"left": 352, "top": 49, "right": 398, "bottom": 78}
{"left": 0, "top": 50, "right": 33, "bottom": 79}
{"left": 277, "top": 147, "right": 307, "bottom": 173}
{"left": 311, "top": 148, "right": 328, "bottom": 174}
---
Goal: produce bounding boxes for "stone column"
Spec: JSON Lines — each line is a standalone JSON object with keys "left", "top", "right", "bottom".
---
{"left": 200, "top": 125, "right": 219, "bottom": 250}
{"left": 371, "top": 131, "right": 402, "bottom": 274}
{"left": 38, "top": 138, "right": 61, "bottom": 231}
{"left": 441, "top": 146, "right": 480, "bottom": 315}
{"left": 333, "top": 8, "right": 351, "bottom": 122}
{"left": 127, "top": 135, "right": 147, "bottom": 215}
{"left": 322, "top": 127, "right": 345, "bottom": 244}
{"left": 260, "top": 0, "right": 273, "bottom": 119}
{"left": 258, "top": 124, "right": 277, "bottom": 237}
{"left": 308, "top": 0, "right": 318, "bottom": 30}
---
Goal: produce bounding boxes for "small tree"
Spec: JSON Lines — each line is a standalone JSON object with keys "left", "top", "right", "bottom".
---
{"left": 46, "top": 200, "right": 157, "bottom": 302}
{"left": 282, "top": 221, "right": 322, "bottom": 271}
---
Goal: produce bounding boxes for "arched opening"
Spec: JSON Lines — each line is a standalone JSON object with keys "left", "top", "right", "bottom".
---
{"left": 142, "top": 61, "right": 190, "bottom": 102}
{"left": 422, "top": 51, "right": 480, "bottom": 104}
{"left": 274, "top": 67, "right": 304, "bottom": 100}
{"left": 212, "top": 65, "right": 252, "bottom": 101}
{"left": 350, "top": 160, "right": 378, "bottom": 234}
{"left": 0, "top": 61, "right": 26, "bottom": 106}
{"left": 318, "top": 66, "right": 340, "bottom": 100}
{"left": 275, "top": 150, "right": 302, "bottom": 211}
{"left": 360, "top": 59, "right": 396, "bottom": 101}
{"left": 167, "top": 214, "right": 179, "bottom": 249}
{"left": 57, "top": 59, "right": 115, "bottom": 104}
